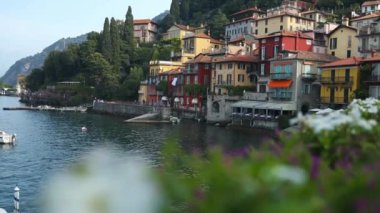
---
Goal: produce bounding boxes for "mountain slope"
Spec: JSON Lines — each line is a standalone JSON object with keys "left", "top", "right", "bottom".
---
{"left": 0, "top": 35, "right": 87, "bottom": 86}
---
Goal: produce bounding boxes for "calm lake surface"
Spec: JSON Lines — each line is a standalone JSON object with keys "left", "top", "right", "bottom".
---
{"left": 0, "top": 96, "right": 273, "bottom": 212}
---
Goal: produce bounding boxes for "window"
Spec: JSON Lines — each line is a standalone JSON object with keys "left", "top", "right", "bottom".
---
{"left": 260, "top": 64, "right": 265, "bottom": 75}
{"left": 255, "top": 29, "right": 258, "bottom": 35}
{"left": 238, "top": 63, "right": 246, "bottom": 69}
{"left": 194, "top": 76, "right": 198, "bottom": 85}
{"left": 329, "top": 38, "right": 337, "bottom": 49}
{"left": 227, "top": 74, "right": 232, "bottom": 85}
{"left": 274, "top": 45, "right": 279, "bottom": 57}
{"left": 217, "top": 75, "right": 223, "bottom": 84}
{"left": 256, "top": 21, "right": 258, "bottom": 27}
{"left": 304, "top": 65, "right": 311, "bottom": 74}
{"left": 259, "top": 84, "right": 266, "bottom": 93}
{"left": 228, "top": 63, "right": 233, "bottom": 69}
{"left": 331, "top": 51, "right": 335, "bottom": 56}
{"left": 219, "top": 64, "right": 222, "bottom": 70}
{"left": 347, "top": 50, "right": 351, "bottom": 58}
{"left": 306, "top": 40, "right": 312, "bottom": 45}
{"left": 262, "top": 39, "right": 266, "bottom": 44}
{"left": 212, "top": 102, "right": 220, "bottom": 113}
{"left": 302, "top": 83, "right": 311, "bottom": 94}
{"left": 186, "top": 76, "right": 190, "bottom": 84}
{"left": 238, "top": 74, "right": 245, "bottom": 82}
{"left": 265, "top": 28, "right": 268, "bottom": 33}
{"left": 205, "top": 64, "right": 210, "bottom": 69}
{"left": 261, "top": 47, "right": 266, "bottom": 60}
{"left": 280, "top": 16, "right": 283, "bottom": 22}
{"left": 280, "top": 25, "right": 283, "bottom": 31}
{"left": 348, "top": 35, "right": 352, "bottom": 48}
{"left": 274, "top": 37, "right": 279, "bottom": 42}
{"left": 265, "top": 19, "right": 268, "bottom": 25}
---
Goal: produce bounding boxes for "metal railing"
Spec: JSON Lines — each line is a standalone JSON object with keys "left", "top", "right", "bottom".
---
{"left": 320, "top": 77, "right": 353, "bottom": 84}
{"left": 269, "top": 92, "right": 292, "bottom": 100}
{"left": 366, "top": 75, "right": 380, "bottom": 83}
{"left": 270, "top": 72, "right": 293, "bottom": 80}
{"left": 301, "top": 72, "right": 317, "bottom": 79}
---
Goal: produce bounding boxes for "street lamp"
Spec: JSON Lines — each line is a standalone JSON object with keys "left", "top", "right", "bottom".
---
{"left": 174, "top": 97, "right": 180, "bottom": 108}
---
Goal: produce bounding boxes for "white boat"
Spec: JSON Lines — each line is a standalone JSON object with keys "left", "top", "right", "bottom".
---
{"left": 0, "top": 131, "right": 16, "bottom": 144}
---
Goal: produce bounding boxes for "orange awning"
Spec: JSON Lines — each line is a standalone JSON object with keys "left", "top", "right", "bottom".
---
{"left": 268, "top": 80, "right": 292, "bottom": 88}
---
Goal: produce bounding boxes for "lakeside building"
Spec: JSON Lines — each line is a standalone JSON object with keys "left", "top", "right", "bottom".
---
{"left": 257, "top": 31, "right": 314, "bottom": 94}
{"left": 361, "top": 1, "right": 380, "bottom": 14}
{"left": 138, "top": 80, "right": 148, "bottom": 104}
{"left": 225, "top": 7, "right": 264, "bottom": 41}
{"left": 319, "top": 57, "right": 361, "bottom": 109}
{"left": 359, "top": 54, "right": 380, "bottom": 98}
{"left": 182, "top": 54, "right": 212, "bottom": 109}
{"left": 350, "top": 12, "right": 380, "bottom": 30}
{"left": 16, "top": 74, "right": 26, "bottom": 95}
{"left": 231, "top": 50, "right": 337, "bottom": 128}
{"left": 327, "top": 25, "right": 359, "bottom": 59}
{"left": 300, "top": 10, "right": 335, "bottom": 24}
{"left": 133, "top": 19, "right": 158, "bottom": 43}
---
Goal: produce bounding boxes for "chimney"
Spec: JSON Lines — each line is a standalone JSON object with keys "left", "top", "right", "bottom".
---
{"left": 342, "top": 16, "right": 349, "bottom": 26}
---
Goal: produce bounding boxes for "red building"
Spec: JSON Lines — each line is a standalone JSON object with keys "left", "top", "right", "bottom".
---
{"left": 182, "top": 54, "right": 213, "bottom": 109}
{"left": 257, "top": 31, "right": 314, "bottom": 93}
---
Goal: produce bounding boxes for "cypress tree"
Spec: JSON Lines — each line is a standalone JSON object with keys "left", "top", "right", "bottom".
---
{"left": 101, "top": 17, "right": 112, "bottom": 62}
{"left": 180, "top": 0, "right": 190, "bottom": 21}
{"left": 170, "top": 0, "right": 180, "bottom": 23}
{"left": 124, "top": 6, "right": 135, "bottom": 47}
{"left": 110, "top": 17, "right": 121, "bottom": 71}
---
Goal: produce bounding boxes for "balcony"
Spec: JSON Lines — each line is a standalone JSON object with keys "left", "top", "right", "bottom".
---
{"left": 301, "top": 72, "right": 317, "bottom": 79}
{"left": 366, "top": 75, "right": 380, "bottom": 84}
{"left": 320, "top": 77, "right": 353, "bottom": 86}
{"left": 313, "top": 40, "right": 326, "bottom": 47}
{"left": 358, "top": 26, "right": 380, "bottom": 36}
{"left": 215, "top": 81, "right": 231, "bottom": 86}
{"left": 269, "top": 92, "right": 292, "bottom": 100}
{"left": 320, "top": 96, "right": 349, "bottom": 104}
{"left": 270, "top": 72, "right": 293, "bottom": 80}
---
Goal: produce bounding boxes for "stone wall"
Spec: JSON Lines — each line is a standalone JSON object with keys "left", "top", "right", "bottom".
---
{"left": 93, "top": 101, "right": 171, "bottom": 119}
{"left": 206, "top": 95, "right": 241, "bottom": 123}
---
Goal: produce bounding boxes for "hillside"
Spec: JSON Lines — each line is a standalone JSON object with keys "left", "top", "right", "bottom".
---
{"left": 0, "top": 35, "right": 87, "bottom": 86}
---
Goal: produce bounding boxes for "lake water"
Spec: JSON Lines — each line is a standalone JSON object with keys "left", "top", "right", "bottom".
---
{"left": 0, "top": 96, "right": 273, "bottom": 212}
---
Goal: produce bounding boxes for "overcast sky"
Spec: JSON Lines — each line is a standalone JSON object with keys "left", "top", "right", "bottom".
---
{"left": 0, "top": 0, "right": 171, "bottom": 76}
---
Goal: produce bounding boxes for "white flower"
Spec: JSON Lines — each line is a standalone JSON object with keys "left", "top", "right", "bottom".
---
{"left": 42, "top": 150, "right": 161, "bottom": 213}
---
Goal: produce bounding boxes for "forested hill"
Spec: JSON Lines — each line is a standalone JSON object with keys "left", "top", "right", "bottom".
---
{"left": 160, "top": 0, "right": 368, "bottom": 34}
{"left": 0, "top": 35, "right": 87, "bottom": 86}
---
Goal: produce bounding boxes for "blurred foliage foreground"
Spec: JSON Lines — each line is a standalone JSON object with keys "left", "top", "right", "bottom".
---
{"left": 158, "top": 98, "right": 380, "bottom": 213}
{"left": 43, "top": 98, "right": 380, "bottom": 213}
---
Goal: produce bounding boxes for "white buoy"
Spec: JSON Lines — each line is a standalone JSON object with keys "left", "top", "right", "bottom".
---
{"left": 14, "top": 186, "right": 19, "bottom": 212}
{"left": 81, "top": 127, "right": 87, "bottom": 132}
{"left": 0, "top": 208, "right": 8, "bottom": 213}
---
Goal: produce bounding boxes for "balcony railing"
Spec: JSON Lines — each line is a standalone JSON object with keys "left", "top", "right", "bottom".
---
{"left": 320, "top": 77, "right": 353, "bottom": 84}
{"left": 313, "top": 40, "right": 326, "bottom": 47}
{"left": 270, "top": 72, "right": 293, "bottom": 80}
{"left": 320, "top": 96, "right": 349, "bottom": 104}
{"left": 269, "top": 92, "right": 292, "bottom": 100}
{"left": 366, "top": 75, "right": 380, "bottom": 83}
{"left": 301, "top": 72, "right": 317, "bottom": 79}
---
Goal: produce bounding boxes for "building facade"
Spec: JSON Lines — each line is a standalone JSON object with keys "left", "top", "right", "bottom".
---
{"left": 327, "top": 25, "right": 359, "bottom": 59}
{"left": 320, "top": 57, "right": 361, "bottom": 108}
{"left": 133, "top": 19, "right": 158, "bottom": 43}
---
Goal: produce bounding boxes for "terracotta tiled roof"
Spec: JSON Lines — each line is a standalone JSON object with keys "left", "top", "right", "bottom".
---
{"left": 319, "top": 57, "right": 362, "bottom": 68}
{"left": 184, "top": 33, "right": 211, "bottom": 39}
{"left": 298, "top": 51, "right": 339, "bottom": 62}
{"left": 185, "top": 54, "right": 212, "bottom": 64}
{"left": 327, "top": 25, "right": 357, "bottom": 36}
{"left": 351, "top": 11, "right": 380, "bottom": 21}
{"left": 229, "top": 35, "right": 245, "bottom": 43}
{"left": 134, "top": 19, "right": 157, "bottom": 25}
{"left": 213, "top": 54, "right": 258, "bottom": 63}
{"left": 256, "top": 31, "right": 313, "bottom": 39}
{"left": 231, "top": 7, "right": 264, "bottom": 17}
{"left": 159, "top": 67, "right": 183, "bottom": 76}
{"left": 211, "top": 38, "right": 223, "bottom": 44}
{"left": 360, "top": 54, "right": 380, "bottom": 62}
{"left": 174, "top": 24, "right": 195, "bottom": 31}
{"left": 362, "top": 1, "right": 380, "bottom": 6}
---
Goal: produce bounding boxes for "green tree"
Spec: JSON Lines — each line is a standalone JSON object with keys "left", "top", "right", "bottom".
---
{"left": 124, "top": 6, "right": 135, "bottom": 47}
{"left": 208, "top": 9, "right": 229, "bottom": 39}
{"left": 170, "top": 0, "right": 180, "bottom": 23}
{"left": 26, "top": 68, "right": 45, "bottom": 91}
{"left": 101, "top": 18, "right": 112, "bottom": 61}
{"left": 180, "top": 0, "right": 190, "bottom": 21}
{"left": 118, "top": 66, "right": 143, "bottom": 100}
{"left": 110, "top": 17, "right": 121, "bottom": 72}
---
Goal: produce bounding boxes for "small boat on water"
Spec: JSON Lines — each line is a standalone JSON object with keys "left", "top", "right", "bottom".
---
{"left": 0, "top": 131, "right": 16, "bottom": 144}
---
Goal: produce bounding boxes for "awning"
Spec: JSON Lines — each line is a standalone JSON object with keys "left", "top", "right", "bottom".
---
{"left": 232, "top": 101, "right": 297, "bottom": 111}
{"left": 268, "top": 80, "right": 292, "bottom": 88}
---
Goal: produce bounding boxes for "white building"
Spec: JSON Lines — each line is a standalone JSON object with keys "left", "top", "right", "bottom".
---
{"left": 361, "top": 1, "right": 380, "bottom": 14}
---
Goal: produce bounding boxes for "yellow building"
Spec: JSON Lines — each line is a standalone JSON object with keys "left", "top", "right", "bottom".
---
{"left": 181, "top": 33, "right": 224, "bottom": 63}
{"left": 212, "top": 54, "right": 258, "bottom": 95}
{"left": 320, "top": 57, "right": 361, "bottom": 108}
{"left": 148, "top": 60, "right": 182, "bottom": 84}
{"left": 327, "top": 25, "right": 359, "bottom": 59}
{"left": 138, "top": 80, "right": 148, "bottom": 104}
{"left": 254, "top": 12, "right": 314, "bottom": 36}
{"left": 163, "top": 24, "right": 195, "bottom": 41}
